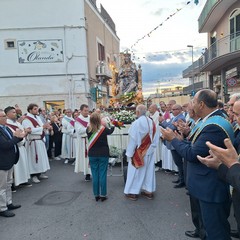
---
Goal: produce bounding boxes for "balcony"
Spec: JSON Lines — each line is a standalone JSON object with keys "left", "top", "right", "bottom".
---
{"left": 199, "top": 33, "right": 240, "bottom": 74}
{"left": 198, "top": 0, "right": 238, "bottom": 33}
{"left": 96, "top": 61, "right": 112, "bottom": 80}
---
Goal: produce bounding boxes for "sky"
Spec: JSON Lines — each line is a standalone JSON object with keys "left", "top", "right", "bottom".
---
{"left": 97, "top": 0, "right": 208, "bottom": 96}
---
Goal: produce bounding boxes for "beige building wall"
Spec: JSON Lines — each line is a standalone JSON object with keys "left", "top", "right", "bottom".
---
{"left": 85, "top": 3, "right": 120, "bottom": 82}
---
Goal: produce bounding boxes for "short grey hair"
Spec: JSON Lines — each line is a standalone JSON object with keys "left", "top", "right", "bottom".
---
{"left": 136, "top": 104, "right": 147, "bottom": 116}
{"left": 230, "top": 93, "right": 240, "bottom": 101}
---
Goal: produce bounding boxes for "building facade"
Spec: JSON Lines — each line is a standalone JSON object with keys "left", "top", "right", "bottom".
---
{"left": 0, "top": 0, "right": 120, "bottom": 111}
{"left": 183, "top": 0, "right": 240, "bottom": 102}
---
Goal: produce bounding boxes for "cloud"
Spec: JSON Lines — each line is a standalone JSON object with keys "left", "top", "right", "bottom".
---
{"left": 152, "top": 8, "right": 166, "bottom": 16}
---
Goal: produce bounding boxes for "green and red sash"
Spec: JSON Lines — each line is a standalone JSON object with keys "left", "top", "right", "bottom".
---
{"left": 132, "top": 120, "right": 156, "bottom": 169}
{"left": 88, "top": 126, "right": 105, "bottom": 151}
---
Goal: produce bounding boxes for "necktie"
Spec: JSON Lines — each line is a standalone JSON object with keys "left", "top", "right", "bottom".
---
{"left": 2, "top": 126, "right": 12, "bottom": 139}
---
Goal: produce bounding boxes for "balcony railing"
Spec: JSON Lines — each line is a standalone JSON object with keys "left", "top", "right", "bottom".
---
{"left": 183, "top": 33, "right": 240, "bottom": 77}
{"left": 198, "top": 0, "right": 219, "bottom": 31}
{"left": 200, "top": 32, "right": 240, "bottom": 66}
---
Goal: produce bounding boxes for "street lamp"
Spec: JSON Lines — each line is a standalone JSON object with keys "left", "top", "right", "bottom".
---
{"left": 187, "top": 45, "right": 194, "bottom": 94}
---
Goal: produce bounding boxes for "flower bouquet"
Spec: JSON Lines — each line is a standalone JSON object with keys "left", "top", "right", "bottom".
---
{"left": 111, "top": 110, "right": 136, "bottom": 124}
{"left": 111, "top": 119, "right": 125, "bottom": 129}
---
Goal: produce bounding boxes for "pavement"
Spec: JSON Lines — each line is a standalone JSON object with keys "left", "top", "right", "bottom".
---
{"left": 0, "top": 160, "right": 237, "bottom": 240}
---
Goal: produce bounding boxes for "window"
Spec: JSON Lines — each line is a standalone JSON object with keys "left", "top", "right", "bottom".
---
{"left": 229, "top": 9, "right": 240, "bottom": 51}
{"left": 4, "top": 39, "right": 16, "bottom": 49}
{"left": 98, "top": 42, "right": 105, "bottom": 61}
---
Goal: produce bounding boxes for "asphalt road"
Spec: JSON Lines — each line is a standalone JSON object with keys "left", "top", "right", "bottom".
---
{"left": 0, "top": 160, "right": 237, "bottom": 240}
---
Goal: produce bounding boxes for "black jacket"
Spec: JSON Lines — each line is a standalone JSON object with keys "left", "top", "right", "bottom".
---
{"left": 0, "top": 126, "right": 22, "bottom": 170}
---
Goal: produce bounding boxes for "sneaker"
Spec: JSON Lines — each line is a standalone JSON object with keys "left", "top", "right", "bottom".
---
{"left": 64, "top": 159, "right": 69, "bottom": 164}
{"left": 85, "top": 174, "right": 91, "bottom": 182}
{"left": 155, "top": 166, "right": 160, "bottom": 172}
{"left": 11, "top": 185, "right": 17, "bottom": 193}
{"left": 39, "top": 174, "right": 48, "bottom": 179}
{"left": 20, "top": 182, "right": 32, "bottom": 188}
{"left": 54, "top": 156, "right": 61, "bottom": 161}
{"left": 32, "top": 176, "right": 40, "bottom": 183}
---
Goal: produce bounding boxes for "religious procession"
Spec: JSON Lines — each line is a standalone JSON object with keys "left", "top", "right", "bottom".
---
{"left": 2, "top": 0, "right": 240, "bottom": 239}
{"left": 1, "top": 90, "right": 240, "bottom": 240}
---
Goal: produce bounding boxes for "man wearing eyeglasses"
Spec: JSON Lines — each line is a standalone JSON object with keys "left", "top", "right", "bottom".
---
{"left": 0, "top": 110, "right": 25, "bottom": 217}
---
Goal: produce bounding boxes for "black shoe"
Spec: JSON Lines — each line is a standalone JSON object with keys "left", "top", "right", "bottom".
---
{"left": 100, "top": 196, "right": 108, "bottom": 202}
{"left": 11, "top": 185, "right": 17, "bottom": 193}
{"left": 230, "top": 229, "right": 240, "bottom": 238}
{"left": 172, "top": 179, "right": 180, "bottom": 183}
{"left": 185, "top": 230, "right": 199, "bottom": 238}
{"left": 95, "top": 196, "right": 100, "bottom": 202}
{"left": 174, "top": 182, "right": 185, "bottom": 188}
{"left": 85, "top": 174, "right": 91, "bottom": 182}
{"left": 0, "top": 210, "right": 15, "bottom": 217}
{"left": 7, "top": 204, "right": 21, "bottom": 210}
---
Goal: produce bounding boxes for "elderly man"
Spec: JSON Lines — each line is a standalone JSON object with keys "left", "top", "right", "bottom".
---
{"left": 74, "top": 104, "right": 91, "bottom": 181}
{"left": 124, "top": 105, "right": 159, "bottom": 201}
{"left": 0, "top": 110, "right": 25, "bottom": 217}
{"left": 160, "top": 104, "right": 186, "bottom": 188}
{"left": 161, "top": 89, "right": 234, "bottom": 240}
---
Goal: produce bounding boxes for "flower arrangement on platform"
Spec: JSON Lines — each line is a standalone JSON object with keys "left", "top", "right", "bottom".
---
{"left": 120, "top": 92, "right": 136, "bottom": 103}
{"left": 111, "top": 110, "right": 136, "bottom": 124}
{"left": 111, "top": 119, "right": 125, "bottom": 129}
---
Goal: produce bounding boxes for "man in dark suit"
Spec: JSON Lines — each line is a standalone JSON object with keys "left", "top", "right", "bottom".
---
{"left": 161, "top": 89, "right": 233, "bottom": 240}
{"left": 0, "top": 110, "right": 25, "bottom": 217}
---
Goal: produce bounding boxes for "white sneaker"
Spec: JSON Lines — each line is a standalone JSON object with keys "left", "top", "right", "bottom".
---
{"left": 155, "top": 166, "right": 160, "bottom": 172}
{"left": 39, "top": 174, "right": 48, "bottom": 179}
{"left": 32, "top": 176, "right": 40, "bottom": 183}
{"left": 54, "top": 156, "right": 61, "bottom": 160}
{"left": 64, "top": 159, "right": 69, "bottom": 164}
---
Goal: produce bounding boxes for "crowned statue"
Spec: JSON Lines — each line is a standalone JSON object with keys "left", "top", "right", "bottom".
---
{"left": 109, "top": 52, "right": 143, "bottom": 106}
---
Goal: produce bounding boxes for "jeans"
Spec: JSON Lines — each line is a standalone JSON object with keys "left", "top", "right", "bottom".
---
{"left": 89, "top": 156, "right": 109, "bottom": 197}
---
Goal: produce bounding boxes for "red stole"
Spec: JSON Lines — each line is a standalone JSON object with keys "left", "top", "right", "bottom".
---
{"left": 25, "top": 116, "right": 45, "bottom": 140}
{"left": 132, "top": 120, "right": 156, "bottom": 169}
{"left": 76, "top": 117, "right": 88, "bottom": 127}
{"left": 6, "top": 123, "right": 19, "bottom": 131}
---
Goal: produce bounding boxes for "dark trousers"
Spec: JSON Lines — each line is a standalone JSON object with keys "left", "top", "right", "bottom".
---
{"left": 89, "top": 157, "right": 108, "bottom": 197}
{"left": 189, "top": 195, "right": 205, "bottom": 239}
{"left": 199, "top": 199, "right": 231, "bottom": 240}
{"left": 171, "top": 150, "right": 184, "bottom": 183}
{"left": 232, "top": 189, "right": 240, "bottom": 234}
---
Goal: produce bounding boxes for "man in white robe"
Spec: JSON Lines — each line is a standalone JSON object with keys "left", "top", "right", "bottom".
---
{"left": 124, "top": 105, "right": 159, "bottom": 200}
{"left": 22, "top": 104, "right": 50, "bottom": 183}
{"left": 61, "top": 109, "right": 74, "bottom": 164}
{"left": 5, "top": 107, "right": 31, "bottom": 187}
{"left": 148, "top": 104, "right": 161, "bottom": 170}
{"left": 74, "top": 104, "right": 91, "bottom": 181}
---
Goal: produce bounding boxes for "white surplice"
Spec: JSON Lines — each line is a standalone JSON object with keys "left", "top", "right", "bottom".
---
{"left": 124, "top": 115, "right": 160, "bottom": 194}
{"left": 150, "top": 111, "right": 161, "bottom": 164}
{"left": 74, "top": 114, "right": 91, "bottom": 175}
{"left": 67, "top": 120, "right": 77, "bottom": 159}
{"left": 61, "top": 116, "right": 74, "bottom": 159}
{"left": 6, "top": 119, "right": 30, "bottom": 186}
{"left": 22, "top": 113, "right": 50, "bottom": 174}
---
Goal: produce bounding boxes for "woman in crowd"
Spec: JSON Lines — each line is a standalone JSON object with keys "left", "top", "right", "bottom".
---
{"left": 86, "top": 112, "right": 114, "bottom": 202}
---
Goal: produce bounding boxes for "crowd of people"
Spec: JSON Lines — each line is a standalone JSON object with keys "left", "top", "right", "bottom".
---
{"left": 1, "top": 89, "right": 240, "bottom": 240}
